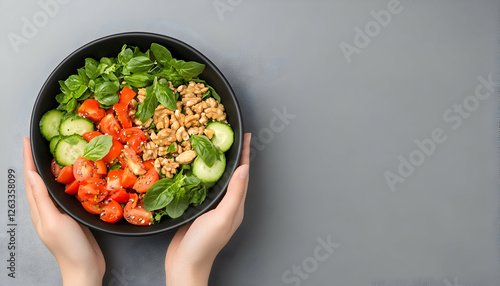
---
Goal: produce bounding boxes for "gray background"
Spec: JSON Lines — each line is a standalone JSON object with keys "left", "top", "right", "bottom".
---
{"left": 1, "top": 0, "right": 499, "bottom": 285}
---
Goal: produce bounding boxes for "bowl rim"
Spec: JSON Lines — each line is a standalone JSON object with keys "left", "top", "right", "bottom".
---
{"left": 30, "top": 31, "right": 243, "bottom": 236}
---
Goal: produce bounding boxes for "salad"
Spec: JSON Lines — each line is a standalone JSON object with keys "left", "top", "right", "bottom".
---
{"left": 39, "top": 43, "right": 234, "bottom": 226}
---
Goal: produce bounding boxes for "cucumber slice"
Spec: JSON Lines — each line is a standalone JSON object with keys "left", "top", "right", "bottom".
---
{"left": 39, "top": 109, "right": 64, "bottom": 140}
{"left": 54, "top": 135, "right": 88, "bottom": 166}
{"left": 206, "top": 122, "right": 234, "bottom": 152}
{"left": 59, "top": 116, "right": 94, "bottom": 136}
{"left": 192, "top": 153, "right": 226, "bottom": 183}
{"left": 49, "top": 135, "right": 62, "bottom": 155}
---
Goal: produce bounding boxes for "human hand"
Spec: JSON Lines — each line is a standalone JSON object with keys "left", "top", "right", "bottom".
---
{"left": 23, "top": 137, "right": 105, "bottom": 286}
{"left": 165, "top": 133, "right": 251, "bottom": 286}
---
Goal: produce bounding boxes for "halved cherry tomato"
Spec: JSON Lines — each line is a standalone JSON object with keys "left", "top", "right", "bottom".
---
{"left": 106, "top": 170, "right": 124, "bottom": 191}
{"left": 51, "top": 158, "right": 62, "bottom": 177}
{"left": 100, "top": 199, "right": 123, "bottom": 223}
{"left": 122, "top": 145, "right": 146, "bottom": 175}
{"left": 121, "top": 167, "right": 137, "bottom": 188}
{"left": 117, "top": 153, "right": 127, "bottom": 170}
{"left": 109, "top": 188, "right": 130, "bottom": 204}
{"left": 114, "top": 103, "right": 132, "bottom": 129}
{"left": 102, "top": 138, "right": 124, "bottom": 164}
{"left": 56, "top": 166, "right": 75, "bottom": 184}
{"left": 120, "top": 127, "right": 147, "bottom": 154}
{"left": 82, "top": 131, "right": 103, "bottom": 142}
{"left": 106, "top": 108, "right": 114, "bottom": 115}
{"left": 65, "top": 180, "right": 80, "bottom": 195}
{"left": 99, "top": 114, "right": 122, "bottom": 141}
{"left": 119, "top": 86, "right": 136, "bottom": 105}
{"left": 73, "top": 158, "right": 95, "bottom": 182}
{"left": 78, "top": 178, "right": 108, "bottom": 204}
{"left": 93, "top": 160, "right": 107, "bottom": 175}
{"left": 133, "top": 169, "right": 159, "bottom": 193}
{"left": 143, "top": 159, "right": 155, "bottom": 171}
{"left": 124, "top": 194, "right": 152, "bottom": 226}
{"left": 78, "top": 99, "right": 106, "bottom": 122}
{"left": 82, "top": 201, "right": 103, "bottom": 215}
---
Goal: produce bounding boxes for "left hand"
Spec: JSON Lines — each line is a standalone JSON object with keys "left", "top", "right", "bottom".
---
{"left": 23, "top": 137, "right": 105, "bottom": 286}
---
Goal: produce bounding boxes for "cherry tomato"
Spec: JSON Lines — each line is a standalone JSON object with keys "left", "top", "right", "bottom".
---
{"left": 114, "top": 103, "right": 132, "bottom": 129}
{"left": 124, "top": 194, "right": 152, "bottom": 226}
{"left": 106, "top": 170, "right": 124, "bottom": 191}
{"left": 106, "top": 108, "right": 114, "bottom": 115}
{"left": 121, "top": 167, "right": 137, "bottom": 188}
{"left": 55, "top": 165, "right": 74, "bottom": 184}
{"left": 82, "top": 131, "right": 103, "bottom": 142}
{"left": 51, "top": 158, "right": 62, "bottom": 177}
{"left": 119, "top": 127, "right": 144, "bottom": 144}
{"left": 119, "top": 86, "right": 136, "bottom": 105}
{"left": 99, "top": 114, "right": 122, "bottom": 141}
{"left": 73, "top": 158, "right": 95, "bottom": 182}
{"left": 109, "top": 188, "right": 130, "bottom": 204}
{"left": 82, "top": 201, "right": 103, "bottom": 215}
{"left": 143, "top": 159, "right": 155, "bottom": 171}
{"left": 122, "top": 145, "right": 146, "bottom": 175}
{"left": 93, "top": 159, "right": 107, "bottom": 175}
{"left": 102, "top": 138, "right": 124, "bottom": 164}
{"left": 100, "top": 199, "right": 123, "bottom": 223}
{"left": 78, "top": 178, "right": 108, "bottom": 204}
{"left": 78, "top": 99, "right": 106, "bottom": 122}
{"left": 133, "top": 168, "right": 159, "bottom": 193}
{"left": 64, "top": 180, "right": 79, "bottom": 195}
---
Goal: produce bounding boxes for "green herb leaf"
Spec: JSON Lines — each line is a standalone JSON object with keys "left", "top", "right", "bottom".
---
{"left": 74, "top": 85, "right": 89, "bottom": 99}
{"left": 151, "top": 43, "right": 172, "bottom": 66}
{"left": 190, "top": 135, "right": 221, "bottom": 167}
{"left": 109, "top": 164, "right": 121, "bottom": 171}
{"left": 137, "top": 86, "right": 158, "bottom": 123}
{"left": 123, "top": 73, "right": 154, "bottom": 87}
{"left": 166, "top": 143, "right": 176, "bottom": 154}
{"left": 153, "top": 77, "right": 177, "bottom": 111}
{"left": 77, "top": 68, "right": 89, "bottom": 86}
{"left": 85, "top": 58, "right": 100, "bottom": 79}
{"left": 65, "top": 74, "right": 83, "bottom": 91}
{"left": 65, "top": 98, "right": 78, "bottom": 113}
{"left": 94, "top": 81, "right": 119, "bottom": 106}
{"left": 56, "top": 93, "right": 72, "bottom": 104}
{"left": 127, "top": 56, "right": 154, "bottom": 73}
{"left": 165, "top": 190, "right": 190, "bottom": 218}
{"left": 118, "top": 45, "right": 133, "bottom": 65}
{"left": 83, "top": 135, "right": 113, "bottom": 161}
{"left": 170, "top": 59, "right": 205, "bottom": 79}
{"left": 143, "top": 178, "right": 177, "bottom": 211}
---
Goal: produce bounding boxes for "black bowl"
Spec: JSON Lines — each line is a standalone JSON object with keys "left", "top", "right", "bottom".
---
{"left": 30, "top": 32, "right": 242, "bottom": 236}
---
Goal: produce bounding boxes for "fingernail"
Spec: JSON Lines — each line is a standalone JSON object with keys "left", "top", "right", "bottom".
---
{"left": 27, "top": 171, "right": 37, "bottom": 186}
{"left": 239, "top": 165, "right": 249, "bottom": 179}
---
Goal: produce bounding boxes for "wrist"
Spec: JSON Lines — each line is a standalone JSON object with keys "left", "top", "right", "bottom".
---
{"left": 166, "top": 259, "right": 214, "bottom": 286}
{"left": 60, "top": 263, "right": 103, "bottom": 286}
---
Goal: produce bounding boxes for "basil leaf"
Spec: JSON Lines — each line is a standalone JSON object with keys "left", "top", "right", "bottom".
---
{"left": 59, "top": 80, "right": 71, "bottom": 94}
{"left": 137, "top": 85, "right": 158, "bottom": 123}
{"left": 65, "top": 98, "right": 78, "bottom": 113}
{"left": 189, "top": 186, "right": 206, "bottom": 206}
{"left": 143, "top": 178, "right": 177, "bottom": 211}
{"left": 94, "top": 81, "right": 119, "bottom": 106}
{"left": 151, "top": 43, "right": 172, "bottom": 66}
{"left": 85, "top": 58, "right": 100, "bottom": 79}
{"left": 170, "top": 59, "right": 205, "bottom": 79}
{"left": 190, "top": 135, "right": 221, "bottom": 167}
{"left": 207, "top": 86, "right": 221, "bottom": 101}
{"left": 83, "top": 135, "right": 113, "bottom": 161}
{"left": 166, "top": 143, "right": 176, "bottom": 154}
{"left": 118, "top": 45, "right": 133, "bottom": 65}
{"left": 165, "top": 190, "right": 190, "bottom": 218}
{"left": 109, "top": 164, "right": 121, "bottom": 171}
{"left": 127, "top": 56, "right": 154, "bottom": 73}
{"left": 65, "top": 74, "right": 83, "bottom": 91}
{"left": 124, "top": 73, "right": 154, "bottom": 87}
{"left": 153, "top": 77, "right": 177, "bottom": 111}
{"left": 56, "top": 93, "right": 72, "bottom": 104}
{"left": 74, "top": 85, "right": 88, "bottom": 99}
{"left": 77, "top": 68, "right": 89, "bottom": 86}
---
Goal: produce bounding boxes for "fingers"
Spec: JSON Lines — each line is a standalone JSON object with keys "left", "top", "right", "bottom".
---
{"left": 215, "top": 164, "right": 249, "bottom": 218}
{"left": 239, "top": 133, "right": 251, "bottom": 166}
{"left": 29, "top": 170, "right": 62, "bottom": 222}
{"left": 23, "top": 138, "right": 39, "bottom": 224}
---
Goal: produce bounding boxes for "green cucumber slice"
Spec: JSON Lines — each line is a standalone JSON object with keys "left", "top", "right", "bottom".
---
{"left": 54, "top": 135, "right": 88, "bottom": 166}
{"left": 192, "top": 153, "right": 226, "bottom": 183}
{"left": 39, "top": 109, "right": 64, "bottom": 140}
{"left": 206, "top": 122, "right": 234, "bottom": 152}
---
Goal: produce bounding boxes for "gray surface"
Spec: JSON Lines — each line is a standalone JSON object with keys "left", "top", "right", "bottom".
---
{"left": 1, "top": 0, "right": 499, "bottom": 285}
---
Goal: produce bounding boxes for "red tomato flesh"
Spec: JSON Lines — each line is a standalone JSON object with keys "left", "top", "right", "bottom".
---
{"left": 133, "top": 169, "right": 159, "bottom": 193}
{"left": 78, "top": 99, "right": 106, "bottom": 122}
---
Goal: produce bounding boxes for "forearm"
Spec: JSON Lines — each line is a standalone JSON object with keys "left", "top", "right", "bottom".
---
{"left": 166, "top": 260, "right": 213, "bottom": 286}
{"left": 60, "top": 263, "right": 103, "bottom": 286}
